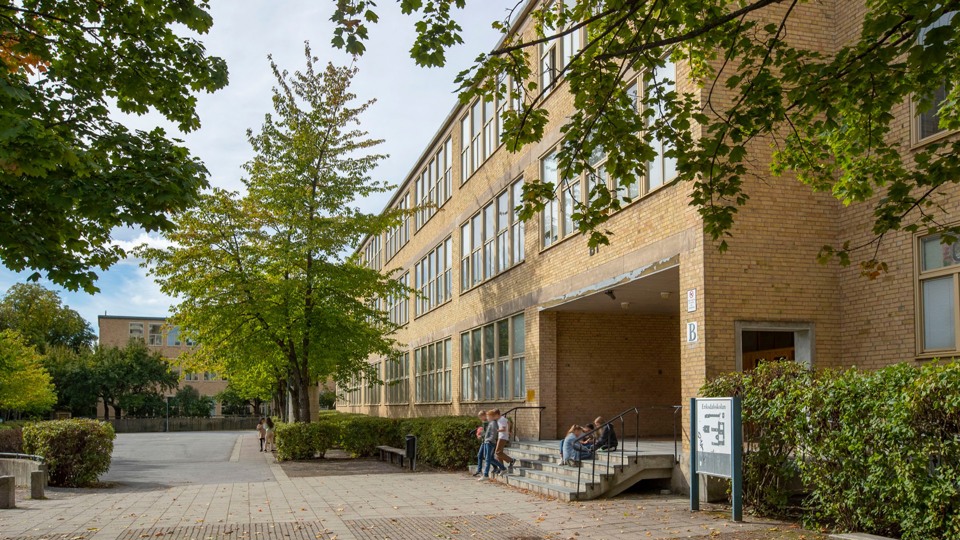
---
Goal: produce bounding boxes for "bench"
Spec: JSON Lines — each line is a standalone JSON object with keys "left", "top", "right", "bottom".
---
{"left": 376, "top": 445, "right": 407, "bottom": 468}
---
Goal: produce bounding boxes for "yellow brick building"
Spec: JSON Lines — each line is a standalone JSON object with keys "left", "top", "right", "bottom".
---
{"left": 338, "top": 0, "right": 959, "bottom": 487}
{"left": 98, "top": 315, "right": 228, "bottom": 417}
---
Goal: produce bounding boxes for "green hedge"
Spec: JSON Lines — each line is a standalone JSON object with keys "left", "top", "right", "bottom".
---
{"left": 0, "top": 426, "right": 23, "bottom": 453}
{"left": 22, "top": 418, "right": 115, "bottom": 487}
{"left": 275, "top": 420, "right": 338, "bottom": 461}
{"left": 275, "top": 413, "right": 480, "bottom": 469}
{"left": 702, "top": 360, "right": 960, "bottom": 540}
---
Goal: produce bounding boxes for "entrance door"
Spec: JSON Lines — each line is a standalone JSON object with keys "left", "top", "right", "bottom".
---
{"left": 735, "top": 322, "right": 814, "bottom": 371}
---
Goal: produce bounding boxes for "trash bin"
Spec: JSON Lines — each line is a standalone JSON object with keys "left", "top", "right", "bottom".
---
{"left": 405, "top": 434, "right": 417, "bottom": 471}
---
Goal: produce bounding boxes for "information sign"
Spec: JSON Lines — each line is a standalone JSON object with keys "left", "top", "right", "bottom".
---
{"left": 690, "top": 396, "right": 743, "bottom": 522}
{"left": 695, "top": 398, "right": 732, "bottom": 477}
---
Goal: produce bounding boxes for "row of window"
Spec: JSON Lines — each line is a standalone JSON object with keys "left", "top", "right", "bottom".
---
{"left": 344, "top": 313, "right": 526, "bottom": 405}
{"left": 461, "top": 180, "right": 525, "bottom": 290}
{"left": 414, "top": 237, "right": 454, "bottom": 316}
{"left": 128, "top": 323, "right": 193, "bottom": 347}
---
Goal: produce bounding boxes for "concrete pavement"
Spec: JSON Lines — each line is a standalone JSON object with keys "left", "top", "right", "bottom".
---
{"left": 0, "top": 432, "right": 803, "bottom": 540}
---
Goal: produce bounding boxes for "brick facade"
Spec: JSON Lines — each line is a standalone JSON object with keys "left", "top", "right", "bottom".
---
{"left": 98, "top": 316, "right": 228, "bottom": 417}
{"left": 338, "top": 0, "right": 960, "bottom": 491}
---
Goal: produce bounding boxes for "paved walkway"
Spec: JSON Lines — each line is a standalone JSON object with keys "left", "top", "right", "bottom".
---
{"left": 1, "top": 433, "right": 797, "bottom": 540}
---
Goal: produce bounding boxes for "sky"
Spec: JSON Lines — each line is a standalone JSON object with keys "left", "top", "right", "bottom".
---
{"left": 0, "top": 1, "right": 511, "bottom": 336}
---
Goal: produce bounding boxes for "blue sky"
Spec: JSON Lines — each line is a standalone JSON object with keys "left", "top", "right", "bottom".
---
{"left": 0, "top": 1, "right": 509, "bottom": 336}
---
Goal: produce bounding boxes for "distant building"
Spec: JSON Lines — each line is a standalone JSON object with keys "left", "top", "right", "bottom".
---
{"left": 97, "top": 315, "right": 228, "bottom": 417}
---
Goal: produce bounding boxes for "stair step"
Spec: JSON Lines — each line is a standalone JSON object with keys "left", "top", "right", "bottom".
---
{"left": 492, "top": 472, "right": 590, "bottom": 502}
{"left": 522, "top": 468, "right": 608, "bottom": 490}
{"left": 471, "top": 442, "right": 677, "bottom": 502}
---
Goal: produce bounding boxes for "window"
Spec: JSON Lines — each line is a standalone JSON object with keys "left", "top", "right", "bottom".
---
{"left": 129, "top": 322, "right": 144, "bottom": 341}
{"left": 146, "top": 323, "right": 163, "bottom": 346}
{"left": 387, "top": 272, "right": 409, "bottom": 326}
{"left": 363, "top": 234, "right": 382, "bottom": 271}
{"left": 461, "top": 97, "right": 502, "bottom": 181}
{"left": 365, "top": 361, "right": 382, "bottom": 405}
{"left": 166, "top": 326, "right": 182, "bottom": 347}
{"left": 539, "top": 0, "right": 582, "bottom": 93}
{"left": 461, "top": 179, "right": 526, "bottom": 290}
{"left": 499, "top": 75, "right": 526, "bottom": 147}
{"left": 540, "top": 38, "right": 557, "bottom": 91}
{"left": 342, "top": 375, "right": 362, "bottom": 406}
{"left": 414, "top": 237, "right": 453, "bottom": 316}
{"left": 415, "top": 338, "right": 452, "bottom": 403}
{"left": 461, "top": 115, "right": 472, "bottom": 181}
{"left": 645, "top": 60, "right": 678, "bottom": 190}
{"left": 541, "top": 150, "right": 560, "bottom": 247}
{"left": 414, "top": 137, "right": 453, "bottom": 230}
{"left": 460, "top": 313, "right": 525, "bottom": 402}
{"left": 915, "top": 12, "right": 956, "bottom": 142}
{"left": 918, "top": 234, "right": 960, "bottom": 354}
{"left": 385, "top": 352, "right": 409, "bottom": 404}
{"left": 385, "top": 193, "right": 410, "bottom": 261}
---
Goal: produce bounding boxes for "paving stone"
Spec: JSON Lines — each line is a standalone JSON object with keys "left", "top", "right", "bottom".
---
{"left": 115, "top": 522, "right": 333, "bottom": 540}
{"left": 345, "top": 514, "right": 546, "bottom": 540}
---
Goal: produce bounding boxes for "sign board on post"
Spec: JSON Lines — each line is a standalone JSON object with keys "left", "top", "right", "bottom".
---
{"left": 690, "top": 396, "right": 743, "bottom": 522}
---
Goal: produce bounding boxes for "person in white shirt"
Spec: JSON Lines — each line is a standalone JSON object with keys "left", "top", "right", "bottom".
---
{"left": 492, "top": 409, "right": 516, "bottom": 473}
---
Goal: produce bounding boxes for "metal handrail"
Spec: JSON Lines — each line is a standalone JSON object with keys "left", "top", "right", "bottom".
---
{"left": 0, "top": 452, "right": 45, "bottom": 463}
{"left": 570, "top": 404, "right": 683, "bottom": 497}
{"left": 501, "top": 406, "right": 546, "bottom": 442}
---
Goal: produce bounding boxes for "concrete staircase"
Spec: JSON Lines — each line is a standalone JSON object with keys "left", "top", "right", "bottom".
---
{"left": 479, "top": 440, "right": 676, "bottom": 501}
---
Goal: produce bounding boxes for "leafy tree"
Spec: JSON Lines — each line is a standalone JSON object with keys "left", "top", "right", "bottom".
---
{"left": 141, "top": 45, "right": 408, "bottom": 422}
{"left": 0, "top": 0, "right": 228, "bottom": 292}
{"left": 331, "top": 0, "right": 960, "bottom": 271}
{"left": 42, "top": 346, "right": 98, "bottom": 416}
{"left": 215, "top": 386, "right": 256, "bottom": 416}
{"left": 0, "top": 283, "right": 95, "bottom": 354}
{"left": 0, "top": 329, "right": 56, "bottom": 416}
{"left": 170, "top": 385, "right": 214, "bottom": 418}
{"left": 92, "top": 340, "right": 178, "bottom": 420}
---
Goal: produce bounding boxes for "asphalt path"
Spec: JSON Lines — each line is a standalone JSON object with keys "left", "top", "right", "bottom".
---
{"left": 101, "top": 430, "right": 274, "bottom": 488}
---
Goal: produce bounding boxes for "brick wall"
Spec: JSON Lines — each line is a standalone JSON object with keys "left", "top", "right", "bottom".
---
{"left": 555, "top": 312, "right": 681, "bottom": 439}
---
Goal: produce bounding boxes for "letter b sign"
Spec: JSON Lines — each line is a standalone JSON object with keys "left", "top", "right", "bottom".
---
{"left": 687, "top": 322, "right": 699, "bottom": 343}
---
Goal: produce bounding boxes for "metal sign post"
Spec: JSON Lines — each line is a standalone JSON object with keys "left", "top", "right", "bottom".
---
{"left": 690, "top": 396, "right": 743, "bottom": 522}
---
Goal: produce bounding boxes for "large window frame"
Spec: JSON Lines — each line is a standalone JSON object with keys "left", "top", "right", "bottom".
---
{"left": 414, "top": 237, "right": 453, "bottom": 317}
{"left": 460, "top": 313, "right": 525, "bottom": 403}
{"left": 917, "top": 233, "right": 960, "bottom": 355}
{"left": 129, "top": 322, "right": 144, "bottom": 341}
{"left": 415, "top": 338, "right": 452, "bottom": 403}
{"left": 385, "top": 193, "right": 410, "bottom": 262}
{"left": 147, "top": 323, "right": 163, "bottom": 346}
{"left": 362, "top": 234, "right": 382, "bottom": 271}
{"left": 415, "top": 136, "right": 453, "bottom": 230}
{"left": 539, "top": 0, "right": 583, "bottom": 94}
{"left": 364, "top": 361, "right": 382, "bottom": 406}
{"left": 461, "top": 178, "right": 525, "bottom": 291}
{"left": 913, "top": 12, "right": 955, "bottom": 145}
{"left": 386, "top": 272, "right": 409, "bottom": 326}
{"left": 385, "top": 352, "right": 410, "bottom": 404}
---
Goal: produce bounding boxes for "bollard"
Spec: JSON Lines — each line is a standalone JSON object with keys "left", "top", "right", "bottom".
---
{"left": 30, "top": 471, "right": 44, "bottom": 499}
{"left": 405, "top": 434, "right": 417, "bottom": 471}
{"left": 0, "top": 475, "right": 14, "bottom": 509}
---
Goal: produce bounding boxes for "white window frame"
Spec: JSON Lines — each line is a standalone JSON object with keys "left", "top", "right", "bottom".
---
{"left": 916, "top": 233, "right": 960, "bottom": 356}
{"left": 386, "top": 352, "right": 410, "bottom": 404}
{"left": 461, "top": 178, "right": 525, "bottom": 291}
{"left": 414, "top": 237, "right": 452, "bottom": 317}
{"left": 460, "top": 313, "right": 525, "bottom": 403}
{"left": 415, "top": 338, "right": 452, "bottom": 403}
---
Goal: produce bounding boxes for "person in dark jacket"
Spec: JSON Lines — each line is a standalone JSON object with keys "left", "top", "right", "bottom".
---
{"left": 593, "top": 416, "right": 618, "bottom": 451}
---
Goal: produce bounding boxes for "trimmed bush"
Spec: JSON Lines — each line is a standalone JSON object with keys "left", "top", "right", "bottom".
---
{"left": 274, "top": 413, "right": 481, "bottom": 469}
{"left": 0, "top": 426, "right": 23, "bottom": 453}
{"left": 398, "top": 416, "right": 480, "bottom": 469}
{"left": 702, "top": 360, "right": 960, "bottom": 540}
{"left": 275, "top": 421, "right": 338, "bottom": 461}
{"left": 22, "top": 418, "right": 115, "bottom": 487}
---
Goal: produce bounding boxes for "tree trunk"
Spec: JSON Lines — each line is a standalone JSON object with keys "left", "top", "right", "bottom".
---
{"left": 102, "top": 399, "right": 111, "bottom": 420}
